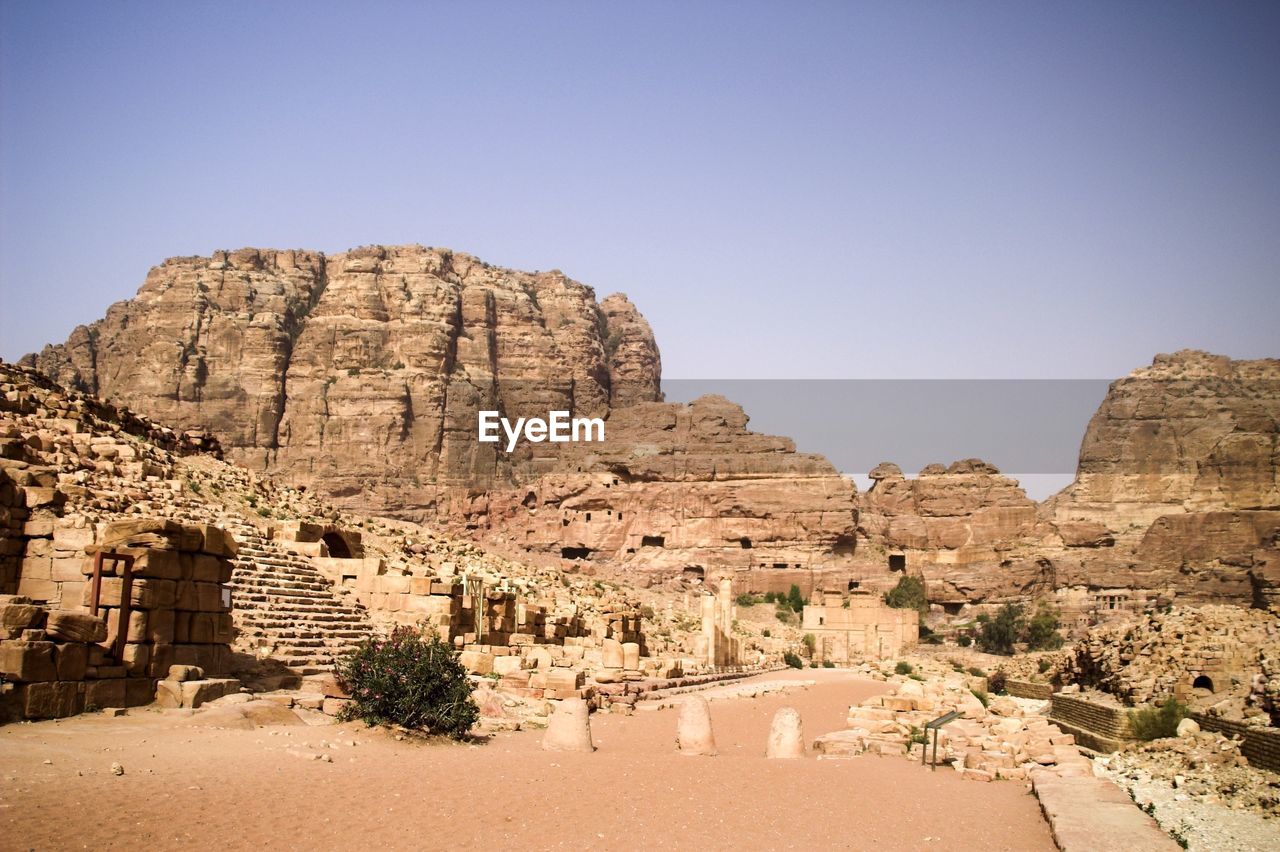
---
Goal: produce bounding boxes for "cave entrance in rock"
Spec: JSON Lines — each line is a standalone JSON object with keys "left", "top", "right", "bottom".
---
{"left": 888, "top": 554, "right": 906, "bottom": 572}
{"left": 683, "top": 566, "right": 705, "bottom": 582}
{"left": 1193, "top": 675, "right": 1214, "bottom": 692}
{"left": 322, "top": 532, "right": 353, "bottom": 559}
{"left": 560, "top": 546, "right": 593, "bottom": 560}
{"left": 641, "top": 535, "right": 665, "bottom": 548}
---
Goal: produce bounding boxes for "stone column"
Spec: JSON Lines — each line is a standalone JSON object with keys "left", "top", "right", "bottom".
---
{"left": 717, "top": 577, "right": 734, "bottom": 666}
{"left": 700, "top": 593, "right": 716, "bottom": 668}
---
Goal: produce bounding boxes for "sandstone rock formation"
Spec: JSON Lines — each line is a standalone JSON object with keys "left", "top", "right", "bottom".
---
{"left": 26, "top": 246, "right": 858, "bottom": 583}
{"left": 856, "top": 459, "right": 1052, "bottom": 603}
{"left": 25, "top": 246, "right": 663, "bottom": 514}
{"left": 23, "top": 246, "right": 1280, "bottom": 614}
{"left": 463, "top": 394, "right": 858, "bottom": 580}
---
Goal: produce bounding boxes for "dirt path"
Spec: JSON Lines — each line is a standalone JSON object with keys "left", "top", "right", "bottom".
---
{"left": 0, "top": 669, "right": 1055, "bottom": 850}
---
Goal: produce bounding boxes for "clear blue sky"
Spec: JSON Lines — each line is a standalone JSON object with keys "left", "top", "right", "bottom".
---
{"left": 2, "top": 1, "right": 1277, "bottom": 379}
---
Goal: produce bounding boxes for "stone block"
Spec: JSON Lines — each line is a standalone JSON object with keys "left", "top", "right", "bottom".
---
{"left": 120, "top": 642, "right": 150, "bottom": 676}
{"left": 188, "top": 612, "right": 217, "bottom": 643}
{"left": 191, "top": 554, "right": 222, "bottom": 583}
{"left": 124, "top": 676, "right": 156, "bottom": 707}
{"left": 459, "top": 650, "right": 494, "bottom": 675}
{"left": 0, "top": 639, "right": 58, "bottom": 682}
{"left": 45, "top": 610, "right": 104, "bottom": 646}
{"left": 15, "top": 576, "right": 57, "bottom": 602}
{"left": 52, "top": 526, "right": 95, "bottom": 552}
{"left": 147, "top": 644, "right": 175, "bottom": 678}
{"left": 84, "top": 678, "right": 127, "bottom": 709}
{"left": 196, "top": 582, "right": 224, "bottom": 613}
{"left": 493, "top": 656, "right": 524, "bottom": 676}
{"left": 147, "top": 609, "right": 175, "bottom": 644}
{"left": 22, "top": 680, "right": 83, "bottom": 719}
{"left": 0, "top": 603, "right": 44, "bottom": 638}
{"left": 54, "top": 642, "right": 89, "bottom": 681}
{"left": 180, "top": 678, "right": 239, "bottom": 709}
{"left": 174, "top": 611, "right": 191, "bottom": 643}
{"left": 132, "top": 549, "right": 184, "bottom": 580}
{"left": 546, "top": 667, "right": 584, "bottom": 691}
{"left": 50, "top": 557, "right": 87, "bottom": 582}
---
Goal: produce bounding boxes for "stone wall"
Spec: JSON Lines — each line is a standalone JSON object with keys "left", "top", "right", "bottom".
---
{"left": 1, "top": 600, "right": 160, "bottom": 720}
{"left": 1188, "top": 714, "right": 1280, "bottom": 774}
{"left": 801, "top": 590, "right": 918, "bottom": 662}
{"left": 1006, "top": 679, "right": 1053, "bottom": 700}
{"left": 0, "top": 468, "right": 28, "bottom": 595}
{"left": 2, "top": 517, "right": 236, "bottom": 723}
{"left": 1048, "top": 694, "right": 1134, "bottom": 752}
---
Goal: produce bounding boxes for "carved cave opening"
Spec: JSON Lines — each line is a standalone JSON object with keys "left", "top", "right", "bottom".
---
{"left": 322, "top": 532, "right": 353, "bottom": 559}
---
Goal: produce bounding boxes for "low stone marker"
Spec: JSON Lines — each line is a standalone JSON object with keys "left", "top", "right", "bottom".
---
{"left": 541, "top": 698, "right": 595, "bottom": 752}
{"left": 766, "top": 707, "right": 805, "bottom": 758}
{"left": 676, "top": 695, "right": 717, "bottom": 756}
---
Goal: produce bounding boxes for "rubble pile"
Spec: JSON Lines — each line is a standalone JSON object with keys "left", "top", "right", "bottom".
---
{"left": 813, "top": 668, "right": 1091, "bottom": 782}
{"left": 1065, "top": 605, "right": 1280, "bottom": 720}
{"left": 1103, "top": 732, "right": 1280, "bottom": 817}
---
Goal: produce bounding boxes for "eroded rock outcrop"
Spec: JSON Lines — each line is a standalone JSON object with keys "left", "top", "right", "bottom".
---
{"left": 26, "top": 246, "right": 854, "bottom": 582}
{"left": 26, "top": 246, "right": 663, "bottom": 514}
{"left": 856, "top": 459, "right": 1053, "bottom": 603}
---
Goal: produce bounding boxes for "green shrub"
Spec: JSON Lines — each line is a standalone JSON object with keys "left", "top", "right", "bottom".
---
{"left": 762, "top": 629, "right": 771, "bottom": 638}
{"left": 988, "top": 669, "right": 1007, "bottom": 695}
{"left": 736, "top": 593, "right": 759, "bottom": 607}
{"left": 763, "top": 591, "right": 778, "bottom": 604}
{"left": 957, "top": 635, "right": 973, "bottom": 647}
{"left": 802, "top": 633, "right": 816, "bottom": 656}
{"left": 775, "top": 606, "right": 795, "bottom": 624}
{"left": 977, "top": 603, "right": 1024, "bottom": 655}
{"left": 1038, "top": 658, "right": 1052, "bottom": 674}
{"left": 967, "top": 666, "right": 986, "bottom": 678}
{"left": 971, "top": 689, "right": 989, "bottom": 707}
{"left": 883, "top": 575, "right": 928, "bottom": 614}
{"left": 786, "top": 584, "right": 806, "bottom": 613}
{"left": 336, "top": 627, "right": 479, "bottom": 739}
{"left": 894, "top": 661, "right": 913, "bottom": 676}
{"left": 822, "top": 660, "right": 835, "bottom": 668}
{"left": 809, "top": 661, "right": 819, "bottom": 668}
{"left": 1025, "top": 605, "right": 1064, "bottom": 650}
{"left": 1128, "top": 698, "right": 1189, "bottom": 742}
{"left": 783, "top": 651, "right": 804, "bottom": 669}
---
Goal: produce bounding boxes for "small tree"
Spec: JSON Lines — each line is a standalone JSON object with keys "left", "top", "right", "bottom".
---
{"left": 783, "top": 651, "right": 804, "bottom": 669}
{"left": 883, "top": 575, "right": 928, "bottom": 614}
{"left": 1025, "top": 605, "right": 1064, "bottom": 650}
{"left": 802, "top": 633, "right": 816, "bottom": 657}
{"left": 786, "top": 584, "right": 806, "bottom": 613}
{"left": 337, "top": 627, "right": 479, "bottom": 739}
{"left": 977, "top": 603, "right": 1025, "bottom": 655}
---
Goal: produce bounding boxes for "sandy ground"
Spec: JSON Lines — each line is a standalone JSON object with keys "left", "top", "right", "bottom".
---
{"left": 0, "top": 669, "right": 1055, "bottom": 851}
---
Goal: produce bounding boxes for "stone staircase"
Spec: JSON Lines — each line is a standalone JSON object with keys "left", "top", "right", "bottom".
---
{"left": 222, "top": 519, "right": 376, "bottom": 674}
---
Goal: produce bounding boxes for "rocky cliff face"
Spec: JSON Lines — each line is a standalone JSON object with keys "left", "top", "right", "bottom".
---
{"left": 26, "top": 246, "right": 663, "bottom": 514}
{"left": 462, "top": 395, "right": 858, "bottom": 579}
{"left": 1046, "top": 350, "right": 1280, "bottom": 534}
{"left": 26, "top": 246, "right": 855, "bottom": 581}
{"left": 853, "top": 352, "right": 1280, "bottom": 608}
{"left": 856, "top": 459, "right": 1054, "bottom": 603}
{"left": 27, "top": 256, "right": 1279, "bottom": 607}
